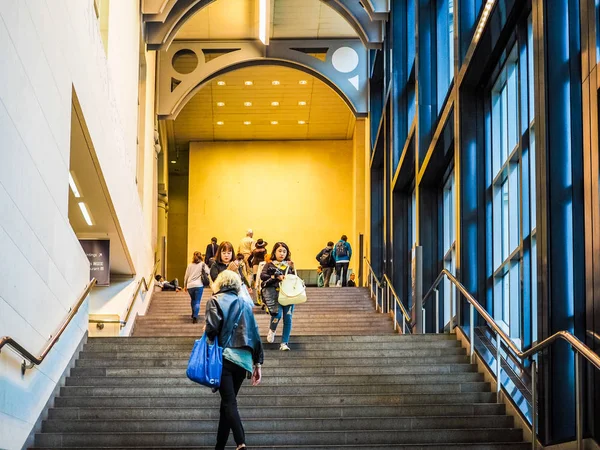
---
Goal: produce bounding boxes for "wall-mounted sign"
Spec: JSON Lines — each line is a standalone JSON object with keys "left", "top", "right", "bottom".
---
{"left": 79, "top": 239, "right": 110, "bottom": 286}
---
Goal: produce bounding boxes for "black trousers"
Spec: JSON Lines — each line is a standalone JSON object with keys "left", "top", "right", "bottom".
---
{"left": 216, "top": 359, "right": 247, "bottom": 449}
{"left": 335, "top": 262, "right": 349, "bottom": 287}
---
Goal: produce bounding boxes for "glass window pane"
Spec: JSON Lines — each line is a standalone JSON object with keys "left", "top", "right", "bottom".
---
{"left": 530, "top": 126, "right": 536, "bottom": 231}
{"left": 527, "top": 15, "right": 534, "bottom": 122}
{"left": 449, "top": 0, "right": 454, "bottom": 79}
{"left": 502, "top": 180, "right": 510, "bottom": 261}
{"left": 532, "top": 237, "right": 538, "bottom": 343}
{"left": 503, "top": 271, "right": 510, "bottom": 326}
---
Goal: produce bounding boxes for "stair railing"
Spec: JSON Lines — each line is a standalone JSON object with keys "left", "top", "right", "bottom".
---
{"left": 364, "top": 258, "right": 413, "bottom": 334}
{"left": 364, "top": 257, "right": 386, "bottom": 312}
{"left": 0, "top": 278, "right": 97, "bottom": 374}
{"left": 422, "top": 269, "right": 600, "bottom": 450}
{"left": 382, "top": 274, "right": 412, "bottom": 334}
{"left": 89, "top": 260, "right": 160, "bottom": 329}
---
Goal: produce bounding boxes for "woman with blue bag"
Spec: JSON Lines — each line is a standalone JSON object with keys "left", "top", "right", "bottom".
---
{"left": 204, "top": 269, "right": 263, "bottom": 450}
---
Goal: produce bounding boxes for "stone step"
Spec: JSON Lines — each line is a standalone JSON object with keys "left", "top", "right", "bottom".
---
{"left": 78, "top": 348, "right": 466, "bottom": 359}
{"left": 88, "top": 335, "right": 456, "bottom": 343}
{"left": 74, "top": 355, "right": 470, "bottom": 368}
{"left": 42, "top": 415, "right": 513, "bottom": 433}
{"left": 32, "top": 444, "right": 531, "bottom": 450}
{"left": 83, "top": 340, "right": 461, "bottom": 352}
{"left": 69, "top": 363, "right": 477, "bottom": 377}
{"left": 48, "top": 403, "right": 506, "bottom": 420}
{"left": 64, "top": 372, "right": 484, "bottom": 387}
{"left": 131, "top": 330, "right": 396, "bottom": 337}
{"left": 59, "top": 382, "right": 490, "bottom": 397}
{"left": 54, "top": 392, "right": 497, "bottom": 408}
{"left": 34, "top": 428, "right": 523, "bottom": 447}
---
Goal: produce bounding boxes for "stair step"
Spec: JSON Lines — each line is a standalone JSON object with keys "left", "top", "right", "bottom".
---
{"left": 54, "top": 392, "right": 497, "bottom": 407}
{"left": 34, "top": 428, "right": 523, "bottom": 447}
{"left": 88, "top": 335, "right": 457, "bottom": 343}
{"left": 42, "top": 415, "right": 513, "bottom": 433}
{"left": 32, "top": 445, "right": 532, "bottom": 450}
{"left": 59, "top": 382, "right": 490, "bottom": 397}
{"left": 64, "top": 372, "right": 484, "bottom": 386}
{"left": 48, "top": 403, "right": 506, "bottom": 420}
{"left": 69, "top": 363, "right": 478, "bottom": 377}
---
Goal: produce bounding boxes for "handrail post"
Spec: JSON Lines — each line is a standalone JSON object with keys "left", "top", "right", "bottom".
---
{"left": 496, "top": 332, "right": 502, "bottom": 402}
{"left": 394, "top": 295, "right": 397, "bottom": 332}
{"left": 531, "top": 359, "right": 537, "bottom": 450}
{"left": 450, "top": 280, "right": 454, "bottom": 332}
{"left": 434, "top": 288, "right": 439, "bottom": 334}
{"left": 469, "top": 304, "right": 475, "bottom": 363}
{"left": 402, "top": 319, "right": 407, "bottom": 335}
{"left": 576, "top": 352, "right": 583, "bottom": 450}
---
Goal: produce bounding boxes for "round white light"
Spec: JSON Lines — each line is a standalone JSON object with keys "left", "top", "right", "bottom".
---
{"left": 271, "top": 101, "right": 279, "bottom": 106}
{"left": 299, "top": 80, "right": 308, "bottom": 85}
{"left": 216, "top": 121, "right": 224, "bottom": 125}
{"left": 217, "top": 81, "right": 226, "bottom": 86}
{"left": 298, "top": 101, "right": 307, "bottom": 106}
{"left": 298, "top": 121, "right": 306, "bottom": 125}
{"left": 272, "top": 80, "right": 280, "bottom": 85}
{"left": 332, "top": 46, "right": 359, "bottom": 73}
{"left": 244, "top": 102, "right": 252, "bottom": 107}
{"left": 244, "top": 81, "right": 253, "bottom": 86}
{"left": 216, "top": 102, "right": 225, "bottom": 107}
{"left": 244, "top": 121, "right": 251, "bottom": 125}
{"left": 271, "top": 121, "right": 278, "bottom": 125}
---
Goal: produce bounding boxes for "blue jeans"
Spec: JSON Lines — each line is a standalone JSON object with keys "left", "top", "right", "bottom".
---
{"left": 188, "top": 286, "right": 204, "bottom": 318}
{"left": 270, "top": 304, "right": 294, "bottom": 344}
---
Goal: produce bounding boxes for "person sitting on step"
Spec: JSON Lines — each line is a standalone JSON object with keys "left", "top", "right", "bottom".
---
{"left": 154, "top": 274, "right": 181, "bottom": 292}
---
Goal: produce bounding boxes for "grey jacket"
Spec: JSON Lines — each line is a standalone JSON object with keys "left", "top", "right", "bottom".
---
{"left": 205, "top": 271, "right": 264, "bottom": 365}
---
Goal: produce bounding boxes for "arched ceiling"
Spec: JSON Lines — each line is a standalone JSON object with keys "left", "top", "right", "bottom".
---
{"left": 172, "top": 65, "right": 355, "bottom": 145}
{"left": 174, "top": 0, "right": 358, "bottom": 41}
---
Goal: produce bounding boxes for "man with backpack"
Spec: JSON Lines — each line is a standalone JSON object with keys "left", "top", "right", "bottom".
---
{"left": 316, "top": 241, "right": 336, "bottom": 287}
{"left": 333, "top": 235, "right": 352, "bottom": 287}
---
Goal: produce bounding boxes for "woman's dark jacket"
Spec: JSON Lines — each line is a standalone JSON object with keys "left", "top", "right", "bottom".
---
{"left": 210, "top": 261, "right": 250, "bottom": 287}
{"left": 205, "top": 286, "right": 264, "bottom": 365}
{"left": 260, "top": 261, "right": 294, "bottom": 289}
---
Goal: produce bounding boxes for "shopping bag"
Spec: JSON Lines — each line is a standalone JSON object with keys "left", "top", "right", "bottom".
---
{"left": 186, "top": 333, "right": 223, "bottom": 388}
{"left": 278, "top": 267, "right": 307, "bottom": 306}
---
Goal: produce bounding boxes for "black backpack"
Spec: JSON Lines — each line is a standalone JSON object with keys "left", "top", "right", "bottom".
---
{"left": 335, "top": 241, "right": 348, "bottom": 258}
{"left": 319, "top": 249, "right": 332, "bottom": 266}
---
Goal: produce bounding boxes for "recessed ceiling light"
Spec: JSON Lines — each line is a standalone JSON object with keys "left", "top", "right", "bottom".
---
{"left": 217, "top": 81, "right": 226, "bottom": 86}
{"left": 271, "top": 121, "right": 278, "bottom": 125}
{"left": 216, "top": 102, "right": 225, "bottom": 107}
{"left": 170, "top": 160, "right": 177, "bottom": 164}
{"left": 78, "top": 202, "right": 93, "bottom": 226}
{"left": 244, "top": 101, "right": 252, "bottom": 107}
{"left": 68, "top": 172, "right": 81, "bottom": 198}
{"left": 299, "top": 80, "right": 308, "bottom": 85}
{"left": 244, "top": 121, "right": 252, "bottom": 125}
{"left": 271, "top": 101, "right": 279, "bottom": 106}
{"left": 298, "top": 120, "right": 306, "bottom": 125}
{"left": 216, "top": 121, "right": 224, "bottom": 125}
{"left": 244, "top": 81, "right": 253, "bottom": 86}
{"left": 272, "top": 80, "right": 280, "bottom": 85}
{"left": 298, "top": 101, "right": 307, "bottom": 106}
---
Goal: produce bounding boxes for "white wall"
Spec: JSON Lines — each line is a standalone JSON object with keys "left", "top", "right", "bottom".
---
{"left": 0, "top": 1, "right": 156, "bottom": 448}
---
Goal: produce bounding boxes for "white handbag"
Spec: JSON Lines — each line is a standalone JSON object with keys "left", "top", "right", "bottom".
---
{"left": 278, "top": 267, "right": 307, "bottom": 306}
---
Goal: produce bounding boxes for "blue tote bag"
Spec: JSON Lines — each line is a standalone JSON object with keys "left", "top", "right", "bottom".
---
{"left": 186, "top": 334, "right": 223, "bottom": 388}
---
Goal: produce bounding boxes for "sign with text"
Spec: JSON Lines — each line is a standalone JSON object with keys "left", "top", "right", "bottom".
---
{"left": 79, "top": 239, "right": 110, "bottom": 286}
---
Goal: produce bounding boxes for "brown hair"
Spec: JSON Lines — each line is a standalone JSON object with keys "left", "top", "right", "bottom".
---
{"left": 216, "top": 241, "right": 235, "bottom": 264}
{"left": 192, "top": 251, "right": 203, "bottom": 264}
{"left": 270, "top": 242, "right": 291, "bottom": 261}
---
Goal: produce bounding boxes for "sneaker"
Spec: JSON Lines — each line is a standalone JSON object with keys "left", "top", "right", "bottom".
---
{"left": 267, "top": 329, "right": 276, "bottom": 343}
{"left": 279, "top": 343, "right": 291, "bottom": 351}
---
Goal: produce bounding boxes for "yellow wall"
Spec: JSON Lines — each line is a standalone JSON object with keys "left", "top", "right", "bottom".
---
{"left": 188, "top": 140, "right": 355, "bottom": 270}
{"left": 167, "top": 173, "right": 189, "bottom": 281}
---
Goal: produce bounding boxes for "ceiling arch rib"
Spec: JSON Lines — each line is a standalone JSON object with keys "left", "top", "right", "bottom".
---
{"left": 157, "top": 40, "right": 368, "bottom": 119}
{"left": 144, "top": 0, "right": 385, "bottom": 50}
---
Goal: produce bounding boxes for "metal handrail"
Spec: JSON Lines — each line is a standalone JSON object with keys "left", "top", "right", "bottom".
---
{"left": 423, "top": 269, "right": 600, "bottom": 450}
{"left": 89, "top": 260, "right": 160, "bottom": 328}
{"left": 364, "top": 258, "right": 413, "bottom": 334}
{"left": 382, "top": 274, "right": 412, "bottom": 334}
{"left": 0, "top": 278, "right": 97, "bottom": 374}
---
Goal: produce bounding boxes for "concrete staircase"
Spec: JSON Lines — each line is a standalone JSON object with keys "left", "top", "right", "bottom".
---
{"left": 33, "top": 287, "right": 529, "bottom": 449}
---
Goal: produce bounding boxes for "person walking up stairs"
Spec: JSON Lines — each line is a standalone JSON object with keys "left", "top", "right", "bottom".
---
{"left": 32, "top": 287, "right": 530, "bottom": 449}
